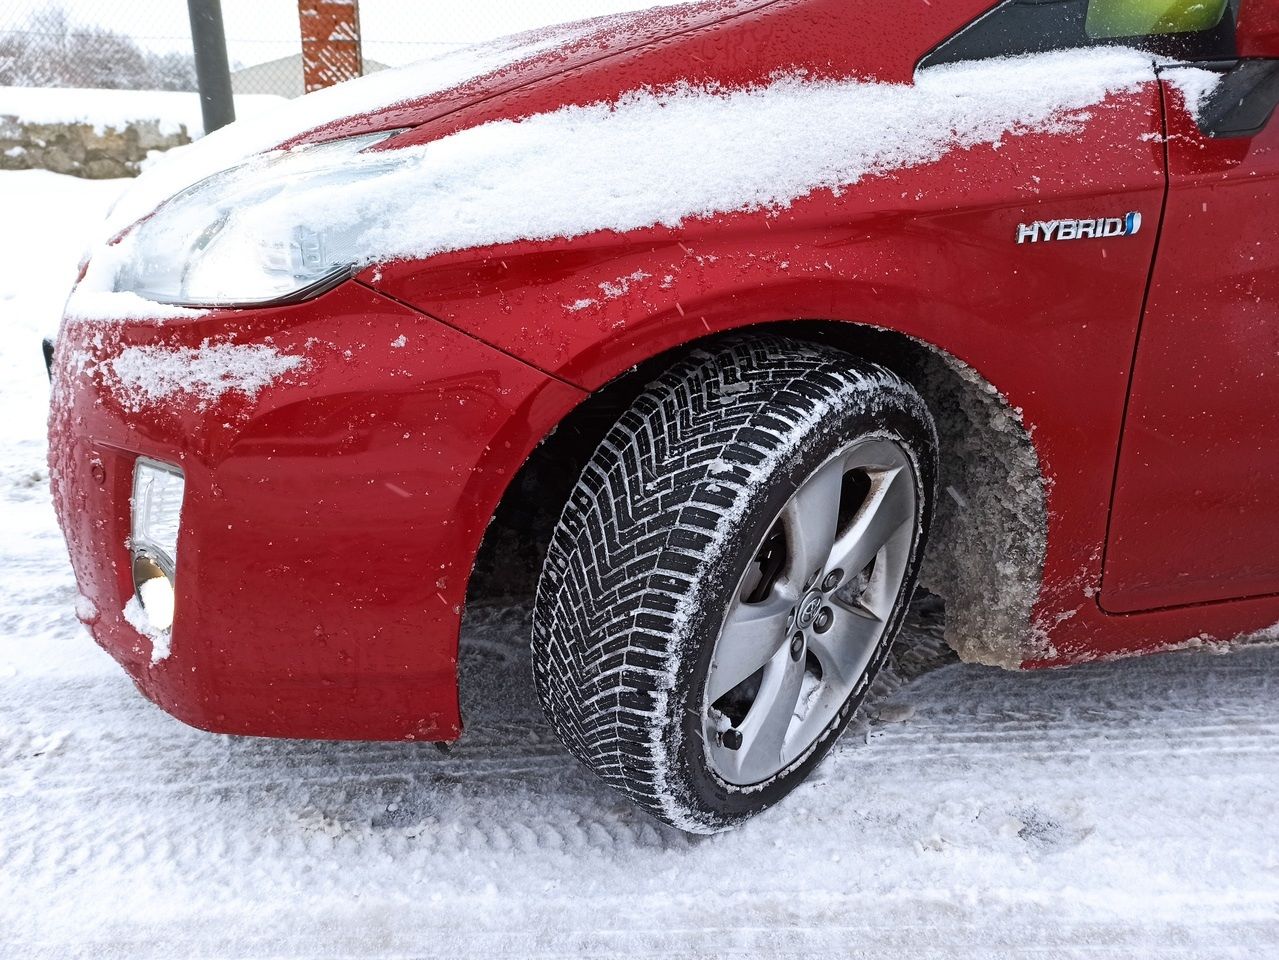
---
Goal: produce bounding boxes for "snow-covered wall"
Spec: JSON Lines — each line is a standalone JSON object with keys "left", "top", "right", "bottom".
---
{"left": 0, "top": 87, "right": 284, "bottom": 178}
{"left": 0, "top": 116, "right": 189, "bottom": 179}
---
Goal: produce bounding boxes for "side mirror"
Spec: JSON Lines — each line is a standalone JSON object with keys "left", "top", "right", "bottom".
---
{"left": 1237, "top": 0, "right": 1279, "bottom": 58}
{"left": 1196, "top": 60, "right": 1279, "bottom": 137}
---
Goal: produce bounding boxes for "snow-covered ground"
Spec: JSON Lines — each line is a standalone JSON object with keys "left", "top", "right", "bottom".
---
{"left": 3, "top": 169, "right": 1279, "bottom": 958}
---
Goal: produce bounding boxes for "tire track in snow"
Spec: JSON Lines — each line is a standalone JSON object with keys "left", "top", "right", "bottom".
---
{"left": 4, "top": 605, "right": 1279, "bottom": 959}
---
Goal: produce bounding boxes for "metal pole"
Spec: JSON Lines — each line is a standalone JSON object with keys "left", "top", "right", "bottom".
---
{"left": 187, "top": 0, "right": 235, "bottom": 134}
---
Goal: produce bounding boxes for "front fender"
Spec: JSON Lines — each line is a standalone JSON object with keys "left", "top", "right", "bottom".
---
{"left": 365, "top": 130, "right": 1159, "bottom": 668}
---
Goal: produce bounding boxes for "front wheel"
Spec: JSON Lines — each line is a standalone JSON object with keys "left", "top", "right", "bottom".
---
{"left": 532, "top": 337, "right": 937, "bottom": 833}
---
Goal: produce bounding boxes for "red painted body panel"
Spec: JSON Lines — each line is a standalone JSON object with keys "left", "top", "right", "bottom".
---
{"left": 1103, "top": 80, "right": 1279, "bottom": 612}
{"left": 297, "top": 0, "right": 1000, "bottom": 172}
{"left": 48, "top": 0, "right": 1279, "bottom": 740}
{"left": 371, "top": 80, "right": 1178, "bottom": 667}
{"left": 49, "top": 282, "right": 583, "bottom": 739}
{"left": 1237, "top": 0, "right": 1279, "bottom": 58}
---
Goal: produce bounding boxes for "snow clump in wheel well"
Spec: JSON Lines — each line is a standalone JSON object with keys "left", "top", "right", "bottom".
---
{"left": 468, "top": 326, "right": 1049, "bottom": 671}
{"left": 907, "top": 347, "right": 1049, "bottom": 669}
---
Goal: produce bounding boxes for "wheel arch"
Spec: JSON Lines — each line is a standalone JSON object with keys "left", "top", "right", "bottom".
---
{"left": 465, "top": 319, "right": 1048, "bottom": 669}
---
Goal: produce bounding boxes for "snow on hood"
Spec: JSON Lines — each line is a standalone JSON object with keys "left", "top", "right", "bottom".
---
{"left": 99, "top": 1, "right": 746, "bottom": 241}
{"left": 100, "top": 27, "right": 584, "bottom": 239}
{"left": 83, "top": 45, "right": 1221, "bottom": 319}
{"left": 167, "top": 50, "right": 1160, "bottom": 259}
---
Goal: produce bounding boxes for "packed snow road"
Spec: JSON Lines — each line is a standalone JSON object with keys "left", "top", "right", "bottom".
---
{"left": 3, "top": 171, "right": 1278, "bottom": 959}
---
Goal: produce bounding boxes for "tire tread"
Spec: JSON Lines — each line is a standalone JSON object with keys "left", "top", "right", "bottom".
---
{"left": 532, "top": 337, "right": 932, "bottom": 830}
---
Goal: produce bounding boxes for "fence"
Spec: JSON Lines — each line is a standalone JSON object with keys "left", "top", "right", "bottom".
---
{"left": 0, "top": 1, "right": 667, "bottom": 99}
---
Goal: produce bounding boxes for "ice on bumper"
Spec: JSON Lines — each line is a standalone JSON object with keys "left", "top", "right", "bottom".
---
{"left": 102, "top": 340, "right": 306, "bottom": 411}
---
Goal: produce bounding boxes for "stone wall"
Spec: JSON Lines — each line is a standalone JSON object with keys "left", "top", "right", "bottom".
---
{"left": 0, "top": 117, "right": 190, "bottom": 179}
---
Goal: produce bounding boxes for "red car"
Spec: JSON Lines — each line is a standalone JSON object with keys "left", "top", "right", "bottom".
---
{"left": 49, "top": 0, "right": 1279, "bottom": 833}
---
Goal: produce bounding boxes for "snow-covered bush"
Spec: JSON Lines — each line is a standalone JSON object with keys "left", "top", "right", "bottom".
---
{"left": 0, "top": 6, "right": 197, "bottom": 91}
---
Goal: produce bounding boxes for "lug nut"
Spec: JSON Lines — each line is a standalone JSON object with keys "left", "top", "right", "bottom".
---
{"left": 822, "top": 569, "right": 843, "bottom": 591}
{"left": 721, "top": 728, "right": 743, "bottom": 750}
{"left": 790, "top": 632, "right": 805, "bottom": 660}
{"left": 814, "top": 608, "right": 834, "bottom": 633}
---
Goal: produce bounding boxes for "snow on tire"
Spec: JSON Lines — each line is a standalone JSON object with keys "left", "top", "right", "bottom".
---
{"left": 531, "top": 337, "right": 937, "bottom": 833}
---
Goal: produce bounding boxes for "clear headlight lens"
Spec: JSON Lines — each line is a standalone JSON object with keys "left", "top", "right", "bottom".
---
{"left": 131, "top": 458, "right": 184, "bottom": 632}
{"left": 112, "top": 130, "right": 403, "bottom": 308}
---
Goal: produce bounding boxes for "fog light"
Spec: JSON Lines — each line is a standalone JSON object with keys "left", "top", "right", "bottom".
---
{"left": 131, "top": 458, "right": 184, "bottom": 633}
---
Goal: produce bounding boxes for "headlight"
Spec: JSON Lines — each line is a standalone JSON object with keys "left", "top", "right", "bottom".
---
{"left": 131, "top": 458, "right": 184, "bottom": 633}
{"left": 111, "top": 130, "right": 403, "bottom": 308}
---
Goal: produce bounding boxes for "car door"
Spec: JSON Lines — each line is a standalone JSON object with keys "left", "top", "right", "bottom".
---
{"left": 1103, "top": 0, "right": 1279, "bottom": 612}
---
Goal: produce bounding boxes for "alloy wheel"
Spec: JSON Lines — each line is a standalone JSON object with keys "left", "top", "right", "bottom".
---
{"left": 703, "top": 437, "right": 918, "bottom": 786}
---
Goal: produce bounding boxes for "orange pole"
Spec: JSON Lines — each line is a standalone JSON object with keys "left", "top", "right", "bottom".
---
{"left": 298, "top": 0, "right": 364, "bottom": 93}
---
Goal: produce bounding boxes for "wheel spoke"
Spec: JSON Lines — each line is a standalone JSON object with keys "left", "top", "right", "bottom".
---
{"left": 782, "top": 455, "right": 844, "bottom": 587}
{"left": 708, "top": 592, "right": 793, "bottom": 703}
{"left": 808, "top": 609, "right": 882, "bottom": 693}
{"left": 856, "top": 546, "right": 904, "bottom": 621}
{"left": 826, "top": 466, "right": 914, "bottom": 583}
{"left": 731, "top": 643, "right": 807, "bottom": 782}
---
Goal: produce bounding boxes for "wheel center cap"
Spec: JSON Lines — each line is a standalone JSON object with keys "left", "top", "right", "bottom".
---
{"left": 798, "top": 591, "right": 823, "bottom": 628}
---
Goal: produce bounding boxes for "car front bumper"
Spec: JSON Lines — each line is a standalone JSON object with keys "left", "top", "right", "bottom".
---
{"left": 48, "top": 279, "right": 583, "bottom": 740}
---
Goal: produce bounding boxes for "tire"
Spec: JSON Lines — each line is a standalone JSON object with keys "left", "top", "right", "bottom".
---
{"left": 531, "top": 336, "right": 937, "bottom": 833}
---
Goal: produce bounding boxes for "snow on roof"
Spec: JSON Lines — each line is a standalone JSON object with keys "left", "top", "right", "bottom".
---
{"left": 230, "top": 54, "right": 393, "bottom": 100}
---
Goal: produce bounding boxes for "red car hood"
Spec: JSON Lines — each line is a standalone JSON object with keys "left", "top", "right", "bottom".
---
{"left": 293, "top": 0, "right": 988, "bottom": 151}
{"left": 293, "top": 0, "right": 781, "bottom": 147}
{"left": 98, "top": 0, "right": 986, "bottom": 247}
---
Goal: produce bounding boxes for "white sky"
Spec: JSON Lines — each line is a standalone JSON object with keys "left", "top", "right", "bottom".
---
{"left": 1, "top": 1, "right": 685, "bottom": 67}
